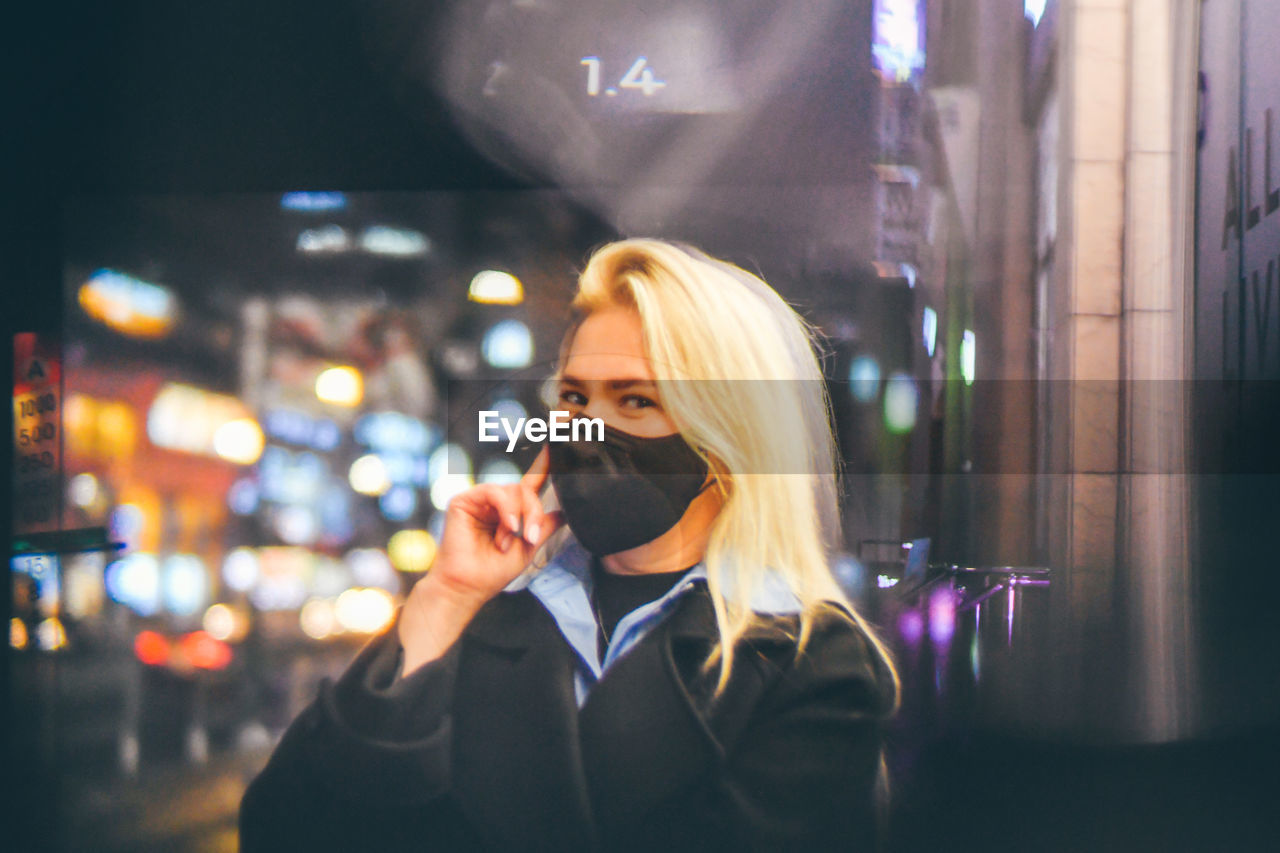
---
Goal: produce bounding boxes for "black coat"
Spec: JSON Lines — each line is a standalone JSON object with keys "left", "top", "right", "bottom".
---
{"left": 239, "top": 580, "right": 896, "bottom": 852}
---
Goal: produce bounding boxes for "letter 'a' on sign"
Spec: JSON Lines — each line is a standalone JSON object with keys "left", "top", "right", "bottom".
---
{"left": 27, "top": 359, "right": 46, "bottom": 381}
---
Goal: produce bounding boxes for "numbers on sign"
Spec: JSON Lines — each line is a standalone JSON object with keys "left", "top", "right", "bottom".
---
{"left": 17, "top": 393, "right": 57, "bottom": 419}
{"left": 580, "top": 56, "right": 666, "bottom": 98}
{"left": 618, "top": 57, "right": 666, "bottom": 96}
{"left": 18, "top": 451, "right": 55, "bottom": 474}
{"left": 17, "top": 423, "right": 56, "bottom": 447}
{"left": 580, "top": 56, "right": 601, "bottom": 96}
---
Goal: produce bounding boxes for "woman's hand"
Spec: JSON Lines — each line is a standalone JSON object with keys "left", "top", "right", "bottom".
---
{"left": 398, "top": 448, "right": 562, "bottom": 677}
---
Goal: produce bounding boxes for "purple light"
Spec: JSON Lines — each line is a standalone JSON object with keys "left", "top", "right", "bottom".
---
{"left": 928, "top": 586, "right": 956, "bottom": 647}
{"left": 898, "top": 609, "right": 924, "bottom": 647}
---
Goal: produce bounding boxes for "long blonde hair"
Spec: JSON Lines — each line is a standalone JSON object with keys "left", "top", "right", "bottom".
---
{"left": 554, "top": 238, "right": 898, "bottom": 701}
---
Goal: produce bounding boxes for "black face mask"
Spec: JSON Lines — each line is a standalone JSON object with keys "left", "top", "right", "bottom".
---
{"left": 548, "top": 422, "right": 711, "bottom": 556}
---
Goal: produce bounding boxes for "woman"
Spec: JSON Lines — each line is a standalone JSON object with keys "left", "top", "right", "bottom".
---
{"left": 239, "top": 239, "right": 899, "bottom": 851}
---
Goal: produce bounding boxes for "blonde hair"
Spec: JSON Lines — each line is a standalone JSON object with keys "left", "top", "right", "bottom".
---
{"left": 552, "top": 238, "right": 899, "bottom": 702}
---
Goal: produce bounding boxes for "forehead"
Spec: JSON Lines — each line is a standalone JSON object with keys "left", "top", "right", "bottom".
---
{"left": 563, "top": 307, "right": 653, "bottom": 381}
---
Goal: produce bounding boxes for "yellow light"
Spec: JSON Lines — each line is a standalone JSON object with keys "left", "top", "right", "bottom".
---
{"left": 349, "top": 454, "right": 391, "bottom": 496}
{"left": 315, "top": 366, "right": 364, "bottom": 407}
{"left": 10, "top": 618, "right": 28, "bottom": 650}
{"left": 97, "top": 401, "right": 139, "bottom": 458}
{"left": 36, "top": 617, "right": 67, "bottom": 651}
{"left": 299, "top": 598, "right": 337, "bottom": 640}
{"left": 468, "top": 270, "right": 524, "bottom": 305}
{"left": 202, "top": 603, "right": 246, "bottom": 642}
{"left": 213, "top": 418, "right": 265, "bottom": 465}
{"left": 388, "top": 529, "right": 437, "bottom": 573}
{"left": 334, "top": 588, "right": 396, "bottom": 634}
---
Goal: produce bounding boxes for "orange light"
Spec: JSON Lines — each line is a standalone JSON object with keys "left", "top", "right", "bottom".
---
{"left": 179, "top": 630, "right": 233, "bottom": 670}
{"left": 134, "top": 630, "right": 170, "bottom": 666}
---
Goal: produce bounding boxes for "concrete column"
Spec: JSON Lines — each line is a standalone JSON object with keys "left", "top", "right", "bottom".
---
{"left": 1043, "top": 0, "right": 1198, "bottom": 740}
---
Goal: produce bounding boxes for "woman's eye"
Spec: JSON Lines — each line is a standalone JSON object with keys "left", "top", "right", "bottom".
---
{"left": 622, "top": 394, "right": 658, "bottom": 410}
{"left": 559, "top": 390, "right": 587, "bottom": 406}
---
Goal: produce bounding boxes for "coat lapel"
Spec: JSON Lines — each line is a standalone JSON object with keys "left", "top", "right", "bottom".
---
{"left": 451, "top": 591, "right": 597, "bottom": 851}
{"left": 575, "top": 585, "right": 795, "bottom": 833}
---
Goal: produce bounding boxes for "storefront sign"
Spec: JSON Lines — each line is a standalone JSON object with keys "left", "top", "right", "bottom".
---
{"left": 13, "top": 332, "right": 62, "bottom": 533}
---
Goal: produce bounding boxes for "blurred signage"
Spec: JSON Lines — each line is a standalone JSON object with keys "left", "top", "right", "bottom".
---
{"left": 146, "top": 382, "right": 260, "bottom": 462}
{"left": 13, "top": 332, "right": 62, "bottom": 534}
{"left": 77, "top": 269, "right": 178, "bottom": 339}
{"left": 872, "top": 0, "right": 926, "bottom": 84}
{"left": 1196, "top": 0, "right": 1280, "bottom": 382}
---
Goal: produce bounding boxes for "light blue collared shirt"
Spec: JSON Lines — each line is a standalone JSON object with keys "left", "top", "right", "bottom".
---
{"left": 506, "top": 540, "right": 802, "bottom": 707}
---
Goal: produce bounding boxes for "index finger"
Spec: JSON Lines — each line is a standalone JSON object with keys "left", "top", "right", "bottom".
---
{"left": 521, "top": 446, "right": 551, "bottom": 493}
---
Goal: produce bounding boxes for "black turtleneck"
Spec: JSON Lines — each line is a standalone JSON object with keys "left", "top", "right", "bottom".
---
{"left": 589, "top": 556, "right": 695, "bottom": 661}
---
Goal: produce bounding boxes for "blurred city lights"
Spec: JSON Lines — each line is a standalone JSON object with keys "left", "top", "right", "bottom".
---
{"left": 872, "top": 0, "right": 926, "bottom": 83}
{"left": 1025, "top": 0, "right": 1048, "bottom": 27}
{"left": 430, "top": 473, "right": 474, "bottom": 511}
{"left": 162, "top": 554, "right": 210, "bottom": 616}
{"left": 468, "top": 270, "right": 524, "bottom": 305}
{"left": 335, "top": 588, "right": 396, "bottom": 634}
{"left": 388, "top": 529, "right": 437, "bottom": 573}
{"left": 428, "top": 442, "right": 472, "bottom": 480}
{"left": 961, "top": 329, "right": 977, "bottom": 385}
{"left": 922, "top": 306, "right": 938, "bottom": 357}
{"left": 883, "top": 372, "right": 919, "bottom": 434}
{"left": 300, "top": 598, "right": 338, "bottom": 640}
{"left": 315, "top": 365, "right": 364, "bottom": 407}
{"left": 929, "top": 586, "right": 957, "bottom": 647}
{"left": 349, "top": 453, "right": 392, "bottom": 496}
{"left": 148, "top": 383, "right": 256, "bottom": 458}
{"left": 36, "top": 617, "right": 68, "bottom": 651}
{"left": 95, "top": 401, "right": 139, "bottom": 458}
{"left": 78, "top": 269, "right": 178, "bottom": 339}
{"left": 108, "top": 503, "right": 145, "bottom": 549}
{"left": 134, "top": 630, "right": 170, "bottom": 666}
{"left": 296, "top": 224, "right": 351, "bottom": 254}
{"left": 248, "top": 547, "right": 311, "bottom": 611}
{"left": 849, "top": 356, "right": 882, "bottom": 402}
{"left": 877, "top": 574, "right": 900, "bottom": 588}
{"left": 221, "top": 547, "right": 260, "bottom": 592}
{"left": 273, "top": 505, "right": 320, "bottom": 545}
{"left": 178, "top": 631, "right": 233, "bottom": 670}
{"left": 490, "top": 397, "right": 527, "bottom": 425}
{"left": 380, "top": 452, "right": 416, "bottom": 484}
{"left": 481, "top": 319, "right": 534, "bottom": 369}
{"left": 10, "top": 618, "right": 29, "bottom": 651}
{"left": 311, "top": 556, "right": 354, "bottom": 598}
{"left": 227, "top": 477, "right": 260, "bottom": 515}
{"left": 898, "top": 609, "right": 925, "bottom": 648}
{"left": 202, "top": 603, "right": 245, "bottom": 642}
{"left": 354, "top": 411, "right": 435, "bottom": 453}
{"left": 360, "top": 225, "right": 430, "bottom": 257}
{"left": 213, "top": 418, "right": 266, "bottom": 465}
{"left": 379, "top": 485, "right": 418, "bottom": 522}
{"left": 63, "top": 553, "right": 106, "bottom": 619}
{"left": 280, "top": 191, "right": 347, "bottom": 212}
{"left": 478, "top": 457, "right": 522, "bottom": 485}
{"left": 346, "top": 548, "right": 397, "bottom": 589}
{"left": 105, "top": 553, "right": 161, "bottom": 616}
{"left": 68, "top": 472, "right": 100, "bottom": 508}
{"left": 427, "top": 511, "right": 447, "bottom": 544}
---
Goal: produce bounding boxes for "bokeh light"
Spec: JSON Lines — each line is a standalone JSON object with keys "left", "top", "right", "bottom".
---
{"left": 388, "top": 529, "right": 437, "bottom": 573}
{"left": 468, "top": 270, "right": 524, "bottom": 305}
{"left": 315, "top": 366, "right": 364, "bottom": 407}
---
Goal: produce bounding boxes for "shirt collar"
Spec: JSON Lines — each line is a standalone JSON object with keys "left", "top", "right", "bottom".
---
{"left": 514, "top": 538, "right": 802, "bottom": 614}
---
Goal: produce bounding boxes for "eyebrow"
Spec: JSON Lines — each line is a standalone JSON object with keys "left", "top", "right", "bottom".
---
{"left": 560, "top": 375, "right": 657, "bottom": 390}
